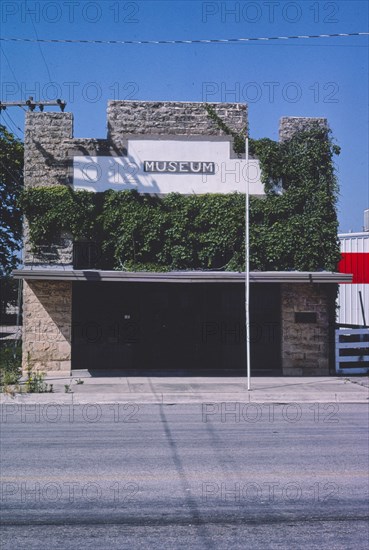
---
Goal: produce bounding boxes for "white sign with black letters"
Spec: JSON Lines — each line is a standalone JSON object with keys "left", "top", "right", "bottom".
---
{"left": 73, "top": 138, "right": 265, "bottom": 195}
{"left": 143, "top": 161, "right": 215, "bottom": 174}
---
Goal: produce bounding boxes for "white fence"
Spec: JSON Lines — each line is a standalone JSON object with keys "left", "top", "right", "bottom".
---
{"left": 337, "top": 232, "right": 368, "bottom": 325}
{"left": 335, "top": 327, "right": 369, "bottom": 374}
{"left": 337, "top": 285, "right": 369, "bottom": 326}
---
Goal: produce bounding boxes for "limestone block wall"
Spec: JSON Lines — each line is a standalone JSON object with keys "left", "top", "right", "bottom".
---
{"left": 279, "top": 116, "right": 328, "bottom": 141}
{"left": 281, "top": 283, "right": 336, "bottom": 376}
{"left": 22, "top": 281, "right": 72, "bottom": 374}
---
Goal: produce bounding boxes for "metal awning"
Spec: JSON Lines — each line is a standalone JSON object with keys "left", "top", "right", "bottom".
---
{"left": 12, "top": 269, "right": 353, "bottom": 284}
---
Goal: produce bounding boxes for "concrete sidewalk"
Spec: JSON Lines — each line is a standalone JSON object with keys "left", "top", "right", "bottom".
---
{"left": 1, "top": 375, "right": 368, "bottom": 404}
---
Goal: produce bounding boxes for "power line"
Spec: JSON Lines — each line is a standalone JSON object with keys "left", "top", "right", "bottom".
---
{"left": 3, "top": 110, "right": 23, "bottom": 135}
{"left": 0, "top": 111, "right": 22, "bottom": 140}
{"left": 0, "top": 32, "right": 368, "bottom": 46}
{"left": 0, "top": 46, "right": 21, "bottom": 87}
{"left": 0, "top": 115, "right": 23, "bottom": 184}
{"left": 25, "top": 0, "right": 53, "bottom": 82}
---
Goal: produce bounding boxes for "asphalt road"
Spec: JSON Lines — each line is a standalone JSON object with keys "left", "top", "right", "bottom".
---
{"left": 1, "top": 402, "right": 368, "bottom": 549}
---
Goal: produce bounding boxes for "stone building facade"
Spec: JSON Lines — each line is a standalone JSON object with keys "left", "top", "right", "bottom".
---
{"left": 16, "top": 101, "right": 347, "bottom": 376}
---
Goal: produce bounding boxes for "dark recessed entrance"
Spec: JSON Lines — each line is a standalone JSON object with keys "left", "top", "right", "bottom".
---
{"left": 72, "top": 282, "right": 281, "bottom": 376}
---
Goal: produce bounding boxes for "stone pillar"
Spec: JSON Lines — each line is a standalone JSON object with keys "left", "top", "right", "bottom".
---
{"left": 23, "top": 112, "right": 74, "bottom": 267}
{"left": 22, "top": 113, "right": 74, "bottom": 373}
{"left": 22, "top": 281, "right": 72, "bottom": 375}
{"left": 281, "top": 283, "right": 336, "bottom": 376}
{"left": 24, "top": 112, "right": 73, "bottom": 188}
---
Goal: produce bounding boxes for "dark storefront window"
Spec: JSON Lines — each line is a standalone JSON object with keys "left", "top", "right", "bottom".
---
{"left": 72, "top": 282, "right": 282, "bottom": 376}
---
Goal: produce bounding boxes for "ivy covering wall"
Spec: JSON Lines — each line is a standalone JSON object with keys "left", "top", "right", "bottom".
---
{"left": 21, "top": 126, "right": 341, "bottom": 272}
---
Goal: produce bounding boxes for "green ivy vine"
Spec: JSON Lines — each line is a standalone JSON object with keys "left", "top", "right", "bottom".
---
{"left": 20, "top": 126, "right": 341, "bottom": 272}
{"left": 205, "top": 104, "right": 247, "bottom": 155}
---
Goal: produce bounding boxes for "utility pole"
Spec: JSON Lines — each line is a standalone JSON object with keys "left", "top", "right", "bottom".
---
{"left": 0, "top": 96, "right": 67, "bottom": 112}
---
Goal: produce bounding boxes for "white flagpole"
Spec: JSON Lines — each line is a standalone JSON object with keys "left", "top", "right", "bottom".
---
{"left": 245, "top": 136, "right": 251, "bottom": 391}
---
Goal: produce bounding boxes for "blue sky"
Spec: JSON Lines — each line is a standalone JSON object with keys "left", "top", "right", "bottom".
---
{"left": 1, "top": 0, "right": 368, "bottom": 232}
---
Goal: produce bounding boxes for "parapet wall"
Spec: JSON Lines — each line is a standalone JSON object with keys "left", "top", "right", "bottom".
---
{"left": 107, "top": 100, "right": 247, "bottom": 143}
{"left": 279, "top": 116, "right": 328, "bottom": 141}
